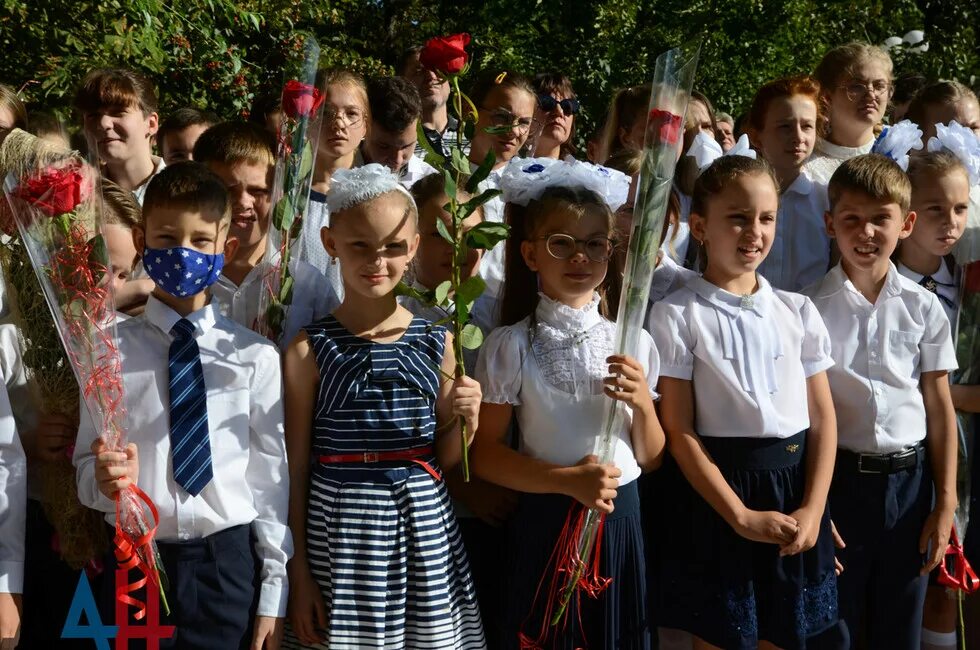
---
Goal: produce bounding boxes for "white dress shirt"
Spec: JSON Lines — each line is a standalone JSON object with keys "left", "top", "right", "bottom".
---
{"left": 803, "top": 263, "right": 958, "bottom": 453}
{"left": 476, "top": 293, "right": 658, "bottom": 485}
{"left": 73, "top": 295, "right": 292, "bottom": 617}
{"left": 476, "top": 168, "right": 506, "bottom": 301}
{"left": 131, "top": 157, "right": 167, "bottom": 206}
{"left": 803, "top": 137, "right": 874, "bottom": 186}
{"left": 211, "top": 257, "right": 337, "bottom": 350}
{"left": 398, "top": 155, "right": 438, "bottom": 188}
{"left": 756, "top": 171, "right": 831, "bottom": 291}
{"left": 895, "top": 260, "right": 960, "bottom": 330}
{"left": 0, "top": 365, "right": 25, "bottom": 594}
{"left": 652, "top": 274, "right": 834, "bottom": 439}
{"left": 295, "top": 192, "right": 344, "bottom": 307}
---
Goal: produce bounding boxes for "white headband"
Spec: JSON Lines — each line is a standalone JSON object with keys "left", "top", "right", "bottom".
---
{"left": 927, "top": 120, "right": 980, "bottom": 186}
{"left": 326, "top": 163, "right": 417, "bottom": 213}
{"left": 498, "top": 157, "right": 631, "bottom": 212}
{"left": 686, "top": 132, "right": 756, "bottom": 171}
{"left": 871, "top": 120, "right": 923, "bottom": 171}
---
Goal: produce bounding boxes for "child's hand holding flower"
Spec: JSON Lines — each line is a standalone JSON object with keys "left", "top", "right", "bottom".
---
{"left": 603, "top": 355, "right": 654, "bottom": 414}
{"left": 451, "top": 375, "right": 482, "bottom": 441}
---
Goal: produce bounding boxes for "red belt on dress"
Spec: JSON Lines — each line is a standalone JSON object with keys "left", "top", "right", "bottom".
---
{"left": 317, "top": 445, "right": 441, "bottom": 481}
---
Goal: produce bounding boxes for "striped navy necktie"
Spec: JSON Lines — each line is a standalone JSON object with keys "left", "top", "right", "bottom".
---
{"left": 919, "top": 275, "right": 956, "bottom": 311}
{"left": 168, "top": 318, "right": 212, "bottom": 496}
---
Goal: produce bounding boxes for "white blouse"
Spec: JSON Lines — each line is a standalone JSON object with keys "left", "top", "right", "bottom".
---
{"left": 652, "top": 275, "right": 833, "bottom": 439}
{"left": 476, "top": 293, "right": 659, "bottom": 485}
{"left": 296, "top": 191, "right": 344, "bottom": 307}
{"left": 803, "top": 137, "right": 874, "bottom": 186}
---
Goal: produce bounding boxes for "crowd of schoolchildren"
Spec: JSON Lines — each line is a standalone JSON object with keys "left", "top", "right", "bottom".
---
{"left": 0, "top": 36, "right": 978, "bottom": 650}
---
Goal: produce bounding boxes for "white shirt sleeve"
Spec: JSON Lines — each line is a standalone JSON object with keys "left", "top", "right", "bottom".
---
{"left": 0, "top": 369, "right": 26, "bottom": 593}
{"left": 650, "top": 299, "right": 694, "bottom": 380}
{"left": 799, "top": 296, "right": 835, "bottom": 377}
{"left": 920, "top": 293, "right": 958, "bottom": 373}
{"left": 636, "top": 328, "right": 661, "bottom": 398}
{"left": 475, "top": 324, "right": 526, "bottom": 405}
{"left": 247, "top": 346, "right": 293, "bottom": 618}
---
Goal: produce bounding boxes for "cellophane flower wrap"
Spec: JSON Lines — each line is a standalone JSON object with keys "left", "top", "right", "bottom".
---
{"left": 256, "top": 35, "right": 325, "bottom": 343}
{"left": 536, "top": 44, "right": 701, "bottom": 637}
{"left": 0, "top": 128, "right": 168, "bottom": 618}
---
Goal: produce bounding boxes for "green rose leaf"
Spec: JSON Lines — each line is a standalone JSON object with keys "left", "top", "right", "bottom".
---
{"left": 434, "top": 280, "right": 452, "bottom": 306}
{"left": 465, "top": 149, "right": 496, "bottom": 194}
{"left": 442, "top": 169, "right": 457, "bottom": 203}
{"left": 87, "top": 233, "right": 108, "bottom": 283}
{"left": 461, "top": 322, "right": 484, "bottom": 350}
{"left": 451, "top": 147, "right": 469, "bottom": 176}
{"left": 455, "top": 275, "right": 485, "bottom": 306}
{"left": 272, "top": 195, "right": 293, "bottom": 231}
{"left": 416, "top": 121, "right": 445, "bottom": 167}
{"left": 435, "top": 216, "right": 453, "bottom": 245}
{"left": 298, "top": 142, "right": 314, "bottom": 181}
{"left": 280, "top": 274, "right": 294, "bottom": 305}
{"left": 464, "top": 221, "right": 510, "bottom": 250}
{"left": 461, "top": 188, "right": 502, "bottom": 219}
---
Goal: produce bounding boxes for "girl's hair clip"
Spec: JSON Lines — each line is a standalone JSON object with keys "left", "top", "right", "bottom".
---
{"left": 927, "top": 120, "right": 980, "bottom": 186}
{"left": 687, "top": 132, "right": 757, "bottom": 172}
{"left": 495, "top": 72, "right": 508, "bottom": 85}
{"left": 498, "top": 156, "right": 631, "bottom": 211}
{"left": 871, "top": 120, "right": 923, "bottom": 171}
{"left": 326, "top": 163, "right": 416, "bottom": 213}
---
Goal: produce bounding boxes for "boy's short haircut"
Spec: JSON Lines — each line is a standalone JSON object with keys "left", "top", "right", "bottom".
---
{"left": 828, "top": 154, "right": 911, "bottom": 213}
{"left": 159, "top": 107, "right": 219, "bottom": 142}
{"left": 142, "top": 162, "right": 231, "bottom": 226}
{"left": 191, "top": 122, "right": 276, "bottom": 168}
{"left": 367, "top": 76, "right": 422, "bottom": 133}
{"left": 74, "top": 67, "right": 158, "bottom": 116}
{"left": 101, "top": 179, "right": 142, "bottom": 228}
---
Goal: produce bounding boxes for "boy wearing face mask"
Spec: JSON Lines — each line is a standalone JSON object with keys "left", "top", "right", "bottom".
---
{"left": 72, "top": 163, "right": 292, "bottom": 650}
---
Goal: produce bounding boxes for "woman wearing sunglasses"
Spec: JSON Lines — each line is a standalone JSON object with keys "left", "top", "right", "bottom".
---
{"left": 532, "top": 72, "right": 580, "bottom": 159}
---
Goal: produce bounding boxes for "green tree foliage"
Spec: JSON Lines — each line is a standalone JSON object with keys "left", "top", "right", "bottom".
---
{"left": 1, "top": 0, "right": 976, "bottom": 145}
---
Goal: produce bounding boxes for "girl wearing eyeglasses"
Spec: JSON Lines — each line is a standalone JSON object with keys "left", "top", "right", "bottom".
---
{"left": 805, "top": 41, "right": 894, "bottom": 185}
{"left": 471, "top": 157, "right": 664, "bottom": 649}
{"left": 531, "top": 72, "right": 580, "bottom": 160}
{"left": 296, "top": 69, "right": 371, "bottom": 306}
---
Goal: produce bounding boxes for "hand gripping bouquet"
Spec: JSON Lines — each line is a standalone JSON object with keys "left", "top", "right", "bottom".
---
{"left": 257, "top": 35, "right": 325, "bottom": 342}
{"left": 524, "top": 44, "right": 700, "bottom": 643}
{"left": 0, "top": 128, "right": 167, "bottom": 617}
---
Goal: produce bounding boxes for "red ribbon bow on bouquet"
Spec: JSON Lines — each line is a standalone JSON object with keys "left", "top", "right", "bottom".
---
{"left": 937, "top": 528, "right": 979, "bottom": 594}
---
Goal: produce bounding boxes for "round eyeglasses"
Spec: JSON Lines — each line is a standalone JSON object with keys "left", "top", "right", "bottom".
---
{"left": 839, "top": 80, "right": 892, "bottom": 103}
{"left": 539, "top": 234, "right": 616, "bottom": 262}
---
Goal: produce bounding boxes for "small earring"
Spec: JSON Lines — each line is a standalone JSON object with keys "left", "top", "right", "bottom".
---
{"left": 330, "top": 257, "right": 337, "bottom": 266}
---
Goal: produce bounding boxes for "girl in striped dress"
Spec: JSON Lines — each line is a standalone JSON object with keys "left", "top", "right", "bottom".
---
{"left": 282, "top": 164, "right": 487, "bottom": 649}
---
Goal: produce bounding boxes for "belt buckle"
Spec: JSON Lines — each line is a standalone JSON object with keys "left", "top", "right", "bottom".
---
{"left": 363, "top": 451, "right": 379, "bottom": 463}
{"left": 857, "top": 455, "right": 877, "bottom": 474}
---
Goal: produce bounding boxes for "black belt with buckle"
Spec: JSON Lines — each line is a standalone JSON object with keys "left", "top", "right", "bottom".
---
{"left": 841, "top": 443, "right": 925, "bottom": 474}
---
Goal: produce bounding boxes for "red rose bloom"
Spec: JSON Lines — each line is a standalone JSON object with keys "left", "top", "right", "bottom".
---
{"left": 281, "top": 80, "right": 325, "bottom": 120}
{"left": 419, "top": 33, "right": 471, "bottom": 75}
{"left": 14, "top": 162, "right": 90, "bottom": 216}
{"left": 648, "top": 109, "right": 683, "bottom": 147}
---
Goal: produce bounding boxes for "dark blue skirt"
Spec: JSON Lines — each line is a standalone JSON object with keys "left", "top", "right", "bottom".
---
{"left": 657, "top": 431, "right": 840, "bottom": 650}
{"left": 502, "top": 481, "right": 651, "bottom": 649}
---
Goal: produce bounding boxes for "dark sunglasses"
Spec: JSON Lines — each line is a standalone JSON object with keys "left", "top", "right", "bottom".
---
{"left": 537, "top": 94, "right": 580, "bottom": 116}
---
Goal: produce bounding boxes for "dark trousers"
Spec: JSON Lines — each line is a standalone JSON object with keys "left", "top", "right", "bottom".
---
{"left": 458, "top": 516, "right": 507, "bottom": 649}
{"left": 100, "top": 524, "right": 259, "bottom": 650}
{"left": 831, "top": 452, "right": 932, "bottom": 650}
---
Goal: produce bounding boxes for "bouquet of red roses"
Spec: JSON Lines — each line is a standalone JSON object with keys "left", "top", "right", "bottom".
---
{"left": 0, "top": 128, "right": 167, "bottom": 618}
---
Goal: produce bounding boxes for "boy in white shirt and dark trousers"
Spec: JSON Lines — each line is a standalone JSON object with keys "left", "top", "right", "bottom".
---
{"left": 805, "top": 154, "right": 959, "bottom": 650}
{"left": 73, "top": 163, "right": 292, "bottom": 649}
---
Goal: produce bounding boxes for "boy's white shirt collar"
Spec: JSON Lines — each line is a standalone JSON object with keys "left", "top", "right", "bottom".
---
{"left": 811, "top": 261, "right": 904, "bottom": 305}
{"left": 143, "top": 292, "right": 218, "bottom": 337}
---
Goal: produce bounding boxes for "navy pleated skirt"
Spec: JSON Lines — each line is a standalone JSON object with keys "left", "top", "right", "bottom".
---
{"left": 501, "top": 481, "right": 651, "bottom": 650}
{"left": 657, "top": 431, "right": 840, "bottom": 650}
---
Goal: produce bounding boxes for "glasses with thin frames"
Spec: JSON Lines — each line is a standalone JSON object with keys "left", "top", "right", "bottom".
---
{"left": 539, "top": 234, "right": 616, "bottom": 262}
{"left": 839, "top": 79, "right": 892, "bottom": 103}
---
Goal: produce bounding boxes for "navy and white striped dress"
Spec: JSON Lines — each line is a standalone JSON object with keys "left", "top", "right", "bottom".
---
{"left": 283, "top": 315, "right": 486, "bottom": 649}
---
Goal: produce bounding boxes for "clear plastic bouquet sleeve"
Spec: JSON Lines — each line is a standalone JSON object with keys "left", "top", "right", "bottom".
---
{"left": 0, "top": 128, "right": 167, "bottom": 617}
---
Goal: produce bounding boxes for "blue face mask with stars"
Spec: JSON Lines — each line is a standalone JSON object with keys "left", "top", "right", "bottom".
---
{"left": 143, "top": 246, "right": 224, "bottom": 298}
